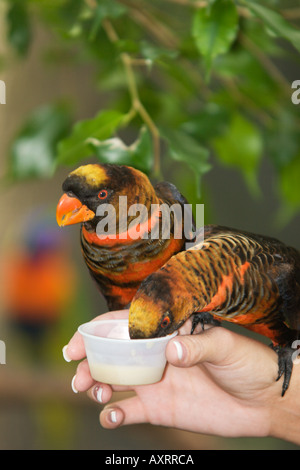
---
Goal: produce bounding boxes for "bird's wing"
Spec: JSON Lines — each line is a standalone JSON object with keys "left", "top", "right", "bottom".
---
{"left": 154, "top": 181, "right": 192, "bottom": 210}
{"left": 154, "top": 181, "right": 196, "bottom": 242}
{"left": 193, "top": 226, "right": 300, "bottom": 333}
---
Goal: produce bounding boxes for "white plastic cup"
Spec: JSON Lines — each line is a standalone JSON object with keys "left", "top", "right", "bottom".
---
{"left": 78, "top": 319, "right": 177, "bottom": 386}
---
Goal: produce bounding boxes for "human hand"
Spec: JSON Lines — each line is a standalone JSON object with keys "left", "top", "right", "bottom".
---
{"left": 64, "top": 310, "right": 300, "bottom": 444}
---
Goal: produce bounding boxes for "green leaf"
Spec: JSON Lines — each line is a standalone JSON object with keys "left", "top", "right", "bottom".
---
{"left": 276, "top": 155, "right": 300, "bottom": 226}
{"left": 115, "top": 39, "right": 140, "bottom": 55}
{"left": 182, "top": 103, "right": 229, "bottom": 142}
{"left": 56, "top": 110, "right": 124, "bottom": 165}
{"left": 279, "top": 155, "right": 300, "bottom": 209}
{"left": 159, "top": 59, "right": 198, "bottom": 95}
{"left": 214, "top": 48, "right": 279, "bottom": 109}
{"left": 89, "top": 0, "right": 127, "bottom": 40}
{"left": 192, "top": 0, "right": 239, "bottom": 78}
{"left": 212, "top": 114, "right": 263, "bottom": 196}
{"left": 7, "top": 0, "right": 32, "bottom": 56}
{"left": 246, "top": 2, "right": 300, "bottom": 53}
{"left": 266, "top": 111, "right": 300, "bottom": 170}
{"left": 9, "top": 104, "right": 72, "bottom": 180}
{"left": 140, "top": 41, "right": 178, "bottom": 63}
{"left": 162, "top": 129, "right": 211, "bottom": 197}
{"left": 129, "top": 127, "right": 153, "bottom": 173}
{"left": 88, "top": 127, "right": 153, "bottom": 174}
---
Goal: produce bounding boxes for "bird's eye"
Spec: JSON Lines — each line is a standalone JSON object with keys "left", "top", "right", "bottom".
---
{"left": 160, "top": 316, "right": 170, "bottom": 328}
{"left": 98, "top": 189, "right": 108, "bottom": 200}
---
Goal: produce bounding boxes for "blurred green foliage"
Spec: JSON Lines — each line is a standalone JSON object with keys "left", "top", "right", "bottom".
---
{"left": 10, "top": 103, "right": 72, "bottom": 179}
{"left": 3, "top": 0, "right": 300, "bottom": 219}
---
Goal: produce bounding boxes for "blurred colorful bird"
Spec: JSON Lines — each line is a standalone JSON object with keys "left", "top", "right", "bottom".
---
{"left": 3, "top": 223, "right": 76, "bottom": 348}
{"left": 129, "top": 225, "right": 300, "bottom": 396}
{"left": 56, "top": 164, "right": 195, "bottom": 310}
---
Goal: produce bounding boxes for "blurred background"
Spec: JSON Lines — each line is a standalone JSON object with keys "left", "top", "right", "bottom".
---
{"left": 0, "top": 0, "right": 299, "bottom": 450}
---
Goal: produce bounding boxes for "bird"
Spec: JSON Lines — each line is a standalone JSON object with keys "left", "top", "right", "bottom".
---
{"left": 3, "top": 222, "right": 76, "bottom": 363}
{"left": 56, "top": 163, "right": 195, "bottom": 311}
{"left": 128, "top": 224, "right": 300, "bottom": 396}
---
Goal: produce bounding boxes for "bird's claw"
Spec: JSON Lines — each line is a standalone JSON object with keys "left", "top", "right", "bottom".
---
{"left": 191, "top": 312, "right": 221, "bottom": 335}
{"left": 271, "top": 345, "right": 295, "bottom": 397}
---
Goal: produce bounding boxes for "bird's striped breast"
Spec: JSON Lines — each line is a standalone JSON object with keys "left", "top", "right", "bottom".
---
{"left": 81, "top": 227, "right": 184, "bottom": 308}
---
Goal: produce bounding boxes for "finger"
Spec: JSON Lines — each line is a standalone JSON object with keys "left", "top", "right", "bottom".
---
{"left": 87, "top": 383, "right": 114, "bottom": 404}
{"left": 87, "top": 382, "right": 134, "bottom": 404}
{"left": 99, "top": 396, "right": 147, "bottom": 429}
{"left": 177, "top": 317, "right": 193, "bottom": 336}
{"left": 63, "top": 332, "right": 86, "bottom": 362}
{"left": 71, "top": 359, "right": 96, "bottom": 393}
{"left": 166, "top": 326, "right": 236, "bottom": 367}
{"left": 63, "top": 309, "right": 130, "bottom": 361}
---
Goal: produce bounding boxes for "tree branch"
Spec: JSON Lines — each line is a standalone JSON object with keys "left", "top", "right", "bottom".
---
{"left": 219, "top": 76, "right": 274, "bottom": 126}
{"left": 102, "top": 19, "right": 161, "bottom": 177}
{"left": 280, "top": 8, "right": 300, "bottom": 20}
{"left": 239, "top": 33, "right": 291, "bottom": 97}
{"left": 118, "top": 0, "right": 179, "bottom": 49}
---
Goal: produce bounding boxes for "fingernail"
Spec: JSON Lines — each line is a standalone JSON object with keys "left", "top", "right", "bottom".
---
{"left": 62, "top": 345, "right": 72, "bottom": 362}
{"left": 71, "top": 375, "right": 78, "bottom": 394}
{"left": 110, "top": 410, "right": 117, "bottom": 423}
{"left": 173, "top": 340, "right": 183, "bottom": 361}
{"left": 94, "top": 386, "right": 103, "bottom": 403}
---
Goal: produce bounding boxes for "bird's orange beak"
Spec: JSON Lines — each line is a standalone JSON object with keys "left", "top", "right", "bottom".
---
{"left": 56, "top": 194, "right": 95, "bottom": 227}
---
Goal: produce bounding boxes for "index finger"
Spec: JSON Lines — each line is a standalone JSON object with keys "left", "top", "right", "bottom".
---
{"left": 63, "top": 309, "right": 129, "bottom": 361}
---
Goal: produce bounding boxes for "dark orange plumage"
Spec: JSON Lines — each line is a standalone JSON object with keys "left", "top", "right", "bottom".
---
{"left": 129, "top": 225, "right": 300, "bottom": 395}
{"left": 57, "top": 163, "right": 194, "bottom": 310}
{"left": 4, "top": 250, "right": 75, "bottom": 322}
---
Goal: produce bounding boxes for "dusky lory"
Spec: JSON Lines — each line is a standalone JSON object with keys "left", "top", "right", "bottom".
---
{"left": 56, "top": 163, "right": 194, "bottom": 310}
{"left": 128, "top": 225, "right": 300, "bottom": 396}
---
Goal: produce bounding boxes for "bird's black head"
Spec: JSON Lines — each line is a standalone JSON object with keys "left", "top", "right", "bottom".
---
{"left": 56, "top": 163, "right": 155, "bottom": 230}
{"left": 129, "top": 271, "right": 178, "bottom": 339}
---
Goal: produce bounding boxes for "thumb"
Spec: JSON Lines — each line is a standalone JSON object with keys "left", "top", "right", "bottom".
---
{"left": 166, "top": 327, "right": 235, "bottom": 368}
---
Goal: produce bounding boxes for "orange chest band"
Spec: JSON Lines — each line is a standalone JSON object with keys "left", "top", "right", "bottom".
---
{"left": 82, "top": 207, "right": 162, "bottom": 247}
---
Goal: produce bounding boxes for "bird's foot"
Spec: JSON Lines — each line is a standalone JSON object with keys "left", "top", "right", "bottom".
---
{"left": 271, "top": 344, "right": 296, "bottom": 397}
{"left": 191, "top": 312, "right": 221, "bottom": 335}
